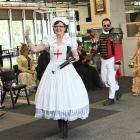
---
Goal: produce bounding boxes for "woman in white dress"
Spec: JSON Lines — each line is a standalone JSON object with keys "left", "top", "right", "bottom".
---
{"left": 25, "top": 17, "right": 89, "bottom": 139}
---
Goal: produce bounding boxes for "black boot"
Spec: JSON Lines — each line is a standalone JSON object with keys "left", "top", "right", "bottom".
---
{"left": 61, "top": 120, "right": 68, "bottom": 139}
{"left": 103, "top": 98, "right": 114, "bottom": 106}
{"left": 115, "top": 90, "right": 122, "bottom": 100}
{"left": 58, "top": 119, "right": 63, "bottom": 131}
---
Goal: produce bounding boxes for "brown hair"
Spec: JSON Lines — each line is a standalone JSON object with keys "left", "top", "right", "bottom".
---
{"left": 102, "top": 18, "right": 111, "bottom": 26}
{"left": 20, "top": 43, "right": 29, "bottom": 55}
{"left": 53, "top": 21, "right": 68, "bottom": 33}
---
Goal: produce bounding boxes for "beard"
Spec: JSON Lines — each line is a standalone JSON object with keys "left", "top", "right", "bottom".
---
{"left": 103, "top": 27, "right": 111, "bottom": 32}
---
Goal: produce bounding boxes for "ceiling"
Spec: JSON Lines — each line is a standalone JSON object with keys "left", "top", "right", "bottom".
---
{"left": 0, "top": 0, "right": 139, "bottom": 11}
{"left": 0, "top": 0, "right": 90, "bottom": 9}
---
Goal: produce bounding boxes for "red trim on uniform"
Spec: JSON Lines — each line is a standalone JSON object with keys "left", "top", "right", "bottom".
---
{"left": 114, "top": 43, "right": 122, "bottom": 62}
{"left": 107, "top": 39, "right": 113, "bottom": 58}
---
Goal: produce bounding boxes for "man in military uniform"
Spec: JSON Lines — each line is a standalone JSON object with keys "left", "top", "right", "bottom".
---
{"left": 97, "top": 18, "right": 123, "bottom": 106}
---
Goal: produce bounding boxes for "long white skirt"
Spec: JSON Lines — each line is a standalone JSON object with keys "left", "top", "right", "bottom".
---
{"left": 35, "top": 61, "right": 89, "bottom": 121}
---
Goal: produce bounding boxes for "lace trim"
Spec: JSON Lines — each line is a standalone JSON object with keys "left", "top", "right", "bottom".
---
{"left": 35, "top": 105, "right": 89, "bottom": 121}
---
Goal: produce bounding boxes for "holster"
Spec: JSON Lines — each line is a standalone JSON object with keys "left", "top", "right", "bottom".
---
{"left": 59, "top": 57, "right": 75, "bottom": 69}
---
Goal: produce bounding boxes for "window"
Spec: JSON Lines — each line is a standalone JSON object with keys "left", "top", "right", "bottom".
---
{"left": 12, "top": 21, "right": 24, "bottom": 47}
{"left": 125, "top": 0, "right": 140, "bottom": 37}
{"left": 126, "top": 23, "right": 139, "bottom": 37}
{"left": 0, "top": 20, "right": 10, "bottom": 49}
{"left": 126, "top": 12, "right": 140, "bottom": 22}
{"left": 126, "top": 12, "right": 140, "bottom": 37}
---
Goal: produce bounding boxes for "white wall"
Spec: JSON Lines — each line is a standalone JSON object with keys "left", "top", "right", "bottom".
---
{"left": 122, "top": 38, "right": 137, "bottom": 76}
{"left": 110, "top": 0, "right": 126, "bottom": 27}
{"left": 78, "top": 6, "right": 89, "bottom": 24}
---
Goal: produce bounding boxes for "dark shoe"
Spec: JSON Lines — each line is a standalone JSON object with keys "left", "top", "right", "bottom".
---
{"left": 58, "top": 120, "right": 63, "bottom": 131}
{"left": 103, "top": 98, "right": 114, "bottom": 106}
{"left": 61, "top": 120, "right": 68, "bottom": 139}
{"left": 115, "top": 90, "right": 122, "bottom": 100}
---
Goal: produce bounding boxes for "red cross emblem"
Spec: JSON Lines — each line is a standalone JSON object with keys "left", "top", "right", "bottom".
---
{"left": 54, "top": 49, "right": 62, "bottom": 59}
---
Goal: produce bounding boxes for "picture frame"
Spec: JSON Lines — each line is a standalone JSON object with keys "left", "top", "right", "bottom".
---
{"left": 94, "top": 0, "right": 106, "bottom": 14}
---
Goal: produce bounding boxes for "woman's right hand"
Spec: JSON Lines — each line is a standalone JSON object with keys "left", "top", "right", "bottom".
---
{"left": 130, "top": 55, "right": 135, "bottom": 60}
{"left": 27, "top": 70, "right": 35, "bottom": 75}
{"left": 130, "top": 57, "right": 134, "bottom": 60}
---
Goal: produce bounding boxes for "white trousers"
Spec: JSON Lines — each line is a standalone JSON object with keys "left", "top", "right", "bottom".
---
{"left": 101, "top": 57, "right": 119, "bottom": 99}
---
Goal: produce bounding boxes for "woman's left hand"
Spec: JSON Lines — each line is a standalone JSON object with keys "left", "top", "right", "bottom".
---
{"left": 114, "top": 64, "right": 120, "bottom": 71}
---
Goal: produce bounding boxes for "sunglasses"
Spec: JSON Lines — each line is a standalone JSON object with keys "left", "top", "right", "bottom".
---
{"left": 53, "top": 26, "right": 65, "bottom": 28}
{"left": 103, "top": 24, "right": 110, "bottom": 27}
